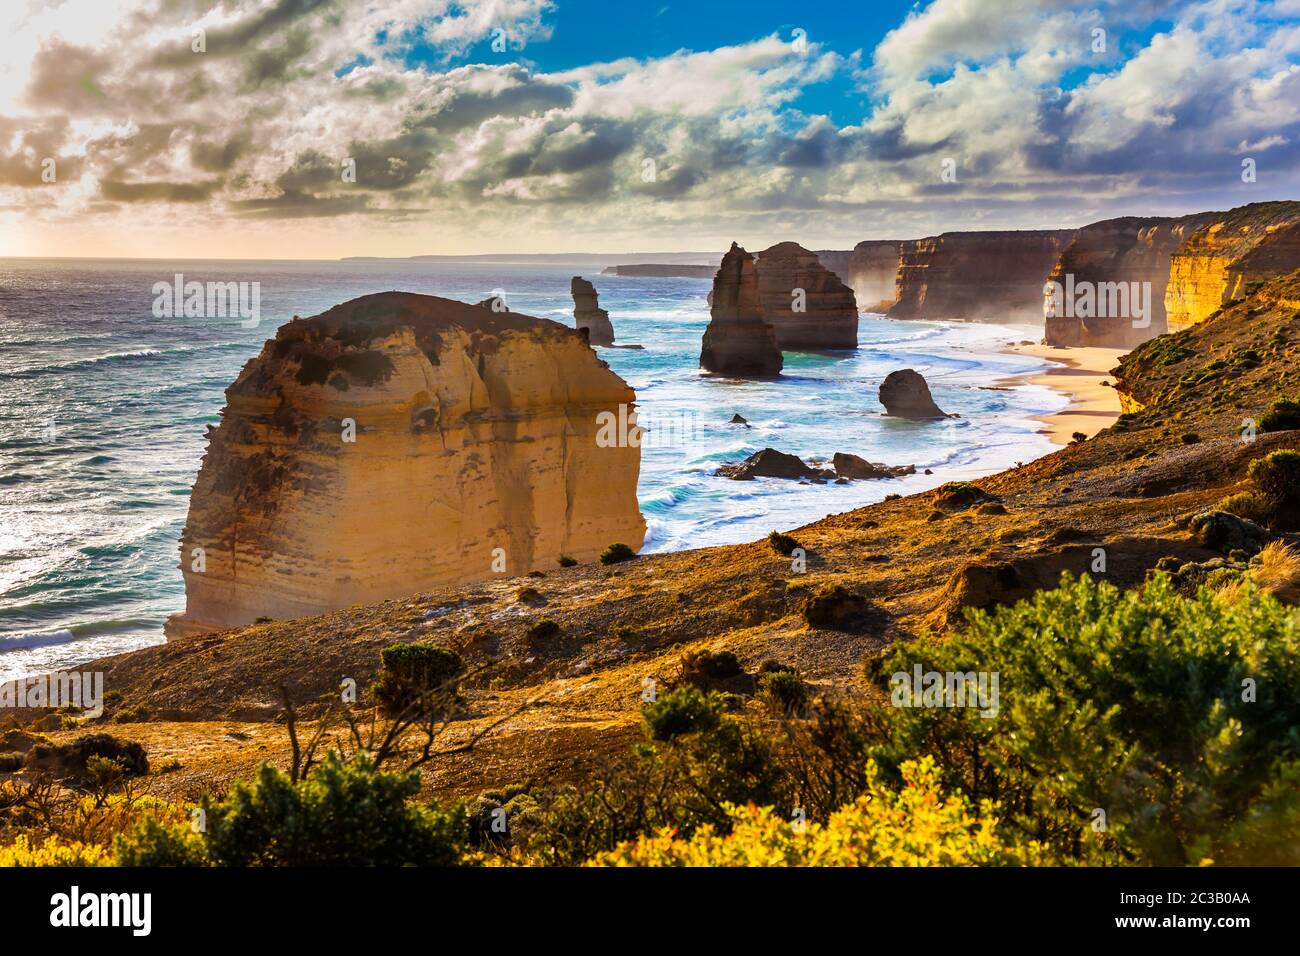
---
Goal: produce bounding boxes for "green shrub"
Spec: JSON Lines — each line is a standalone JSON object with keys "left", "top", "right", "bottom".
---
{"left": 932, "top": 482, "right": 988, "bottom": 510}
{"left": 758, "top": 670, "right": 809, "bottom": 715}
{"left": 526, "top": 618, "right": 561, "bottom": 645}
{"left": 1181, "top": 432, "right": 1201, "bottom": 444}
{"left": 373, "top": 642, "right": 463, "bottom": 716}
{"left": 1216, "top": 491, "right": 1276, "bottom": 527}
{"left": 558, "top": 555, "right": 578, "bottom": 567}
{"left": 599, "top": 543, "right": 636, "bottom": 565}
{"left": 680, "top": 649, "right": 743, "bottom": 689}
{"left": 1259, "top": 398, "right": 1300, "bottom": 432}
{"left": 113, "top": 816, "right": 209, "bottom": 866}
{"left": 1248, "top": 449, "right": 1300, "bottom": 505}
{"left": 867, "top": 572, "right": 1300, "bottom": 865}
{"left": 642, "top": 686, "right": 725, "bottom": 742}
{"left": 767, "top": 531, "right": 800, "bottom": 556}
{"left": 201, "top": 752, "right": 469, "bottom": 866}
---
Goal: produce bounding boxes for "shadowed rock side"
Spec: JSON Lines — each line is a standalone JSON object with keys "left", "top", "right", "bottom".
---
{"left": 847, "top": 240, "right": 904, "bottom": 312}
{"left": 166, "top": 291, "right": 645, "bottom": 637}
{"left": 754, "top": 242, "right": 859, "bottom": 348}
{"left": 700, "top": 243, "right": 783, "bottom": 376}
{"left": 888, "top": 230, "right": 1075, "bottom": 321}
{"left": 571, "top": 276, "right": 615, "bottom": 346}
{"left": 1043, "top": 214, "right": 1214, "bottom": 348}
{"left": 1165, "top": 201, "right": 1300, "bottom": 331}
{"left": 879, "top": 369, "right": 949, "bottom": 419}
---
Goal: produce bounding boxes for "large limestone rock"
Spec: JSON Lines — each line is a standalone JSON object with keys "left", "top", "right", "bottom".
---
{"left": 571, "top": 276, "right": 615, "bottom": 346}
{"left": 167, "top": 291, "right": 645, "bottom": 637}
{"left": 879, "top": 369, "right": 949, "bottom": 419}
{"left": 1164, "top": 201, "right": 1300, "bottom": 331}
{"left": 754, "top": 242, "right": 859, "bottom": 348}
{"left": 888, "top": 230, "right": 1075, "bottom": 322}
{"left": 700, "top": 243, "right": 783, "bottom": 376}
{"left": 1043, "top": 214, "right": 1213, "bottom": 348}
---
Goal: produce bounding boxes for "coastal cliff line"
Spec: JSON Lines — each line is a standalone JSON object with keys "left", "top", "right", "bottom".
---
{"left": 167, "top": 291, "right": 644, "bottom": 637}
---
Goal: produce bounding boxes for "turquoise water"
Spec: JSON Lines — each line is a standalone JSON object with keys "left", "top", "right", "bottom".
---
{"left": 0, "top": 257, "right": 1062, "bottom": 679}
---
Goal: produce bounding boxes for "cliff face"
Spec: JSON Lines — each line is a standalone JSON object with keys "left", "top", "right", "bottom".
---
{"left": 167, "top": 292, "right": 645, "bottom": 637}
{"left": 847, "top": 241, "right": 903, "bottom": 312}
{"left": 1043, "top": 215, "right": 1212, "bottom": 348}
{"left": 754, "top": 242, "right": 858, "bottom": 348}
{"left": 888, "top": 230, "right": 1075, "bottom": 321}
{"left": 1164, "top": 202, "right": 1300, "bottom": 331}
{"left": 571, "top": 276, "right": 615, "bottom": 346}
{"left": 700, "top": 243, "right": 783, "bottom": 375}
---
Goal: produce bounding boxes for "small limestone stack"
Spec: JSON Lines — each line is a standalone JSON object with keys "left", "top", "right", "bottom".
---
{"left": 166, "top": 291, "right": 645, "bottom": 637}
{"left": 879, "top": 369, "right": 949, "bottom": 419}
{"left": 571, "top": 276, "right": 615, "bottom": 346}
{"left": 700, "top": 243, "right": 783, "bottom": 376}
{"left": 754, "top": 242, "right": 859, "bottom": 348}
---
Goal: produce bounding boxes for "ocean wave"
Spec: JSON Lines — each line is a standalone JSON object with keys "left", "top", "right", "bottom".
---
{"left": 8, "top": 342, "right": 243, "bottom": 377}
{"left": 0, "top": 629, "right": 77, "bottom": 651}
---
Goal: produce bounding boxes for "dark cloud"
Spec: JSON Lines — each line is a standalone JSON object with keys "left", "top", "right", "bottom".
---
{"left": 100, "top": 177, "right": 222, "bottom": 202}
{"left": 230, "top": 188, "right": 373, "bottom": 218}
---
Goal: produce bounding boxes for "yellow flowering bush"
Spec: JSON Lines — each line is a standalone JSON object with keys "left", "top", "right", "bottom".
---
{"left": 590, "top": 756, "right": 1049, "bottom": 866}
{"left": 0, "top": 835, "right": 111, "bottom": 867}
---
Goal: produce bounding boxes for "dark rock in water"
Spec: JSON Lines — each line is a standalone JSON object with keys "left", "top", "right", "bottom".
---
{"left": 571, "top": 276, "right": 615, "bottom": 346}
{"left": 1190, "top": 511, "right": 1268, "bottom": 555}
{"left": 477, "top": 295, "right": 508, "bottom": 312}
{"left": 879, "top": 369, "right": 949, "bottom": 419}
{"left": 729, "top": 414, "right": 749, "bottom": 425}
{"left": 700, "top": 243, "right": 783, "bottom": 376}
{"left": 717, "top": 447, "right": 831, "bottom": 481}
{"left": 832, "top": 453, "right": 916, "bottom": 480}
{"left": 924, "top": 468, "right": 933, "bottom": 474}
{"left": 834, "top": 477, "right": 849, "bottom": 484}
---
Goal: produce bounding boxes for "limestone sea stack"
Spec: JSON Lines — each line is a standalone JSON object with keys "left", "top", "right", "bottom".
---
{"left": 700, "top": 243, "right": 783, "bottom": 376}
{"left": 888, "top": 230, "right": 1075, "bottom": 322}
{"left": 166, "top": 291, "right": 645, "bottom": 637}
{"left": 571, "top": 276, "right": 615, "bottom": 346}
{"left": 879, "top": 369, "right": 949, "bottom": 419}
{"left": 754, "top": 242, "right": 859, "bottom": 348}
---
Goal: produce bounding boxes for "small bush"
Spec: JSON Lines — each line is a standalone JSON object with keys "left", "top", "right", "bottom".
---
{"left": 373, "top": 642, "right": 463, "bottom": 716}
{"left": 803, "top": 584, "right": 873, "bottom": 630}
{"left": 767, "top": 531, "right": 800, "bottom": 556}
{"left": 1259, "top": 398, "right": 1300, "bottom": 432}
{"left": 1216, "top": 491, "right": 1276, "bottom": 527}
{"left": 1181, "top": 432, "right": 1201, "bottom": 444}
{"left": 932, "top": 482, "right": 988, "bottom": 511}
{"left": 558, "top": 555, "right": 578, "bottom": 567}
{"left": 1249, "top": 449, "right": 1300, "bottom": 505}
{"left": 599, "top": 543, "right": 636, "bottom": 565}
{"left": 642, "top": 686, "right": 725, "bottom": 742}
{"left": 516, "top": 586, "right": 542, "bottom": 603}
{"left": 680, "top": 649, "right": 744, "bottom": 689}
{"left": 758, "top": 670, "right": 809, "bottom": 715}
{"left": 1070, "top": 431, "right": 1087, "bottom": 444}
{"left": 0, "top": 752, "right": 23, "bottom": 772}
{"left": 113, "top": 816, "right": 209, "bottom": 866}
{"left": 526, "top": 618, "right": 561, "bottom": 645}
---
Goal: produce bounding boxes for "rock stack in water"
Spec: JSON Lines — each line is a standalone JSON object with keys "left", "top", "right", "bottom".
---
{"left": 571, "top": 276, "right": 615, "bottom": 346}
{"left": 879, "top": 369, "right": 949, "bottom": 419}
{"left": 699, "top": 243, "right": 783, "bottom": 376}
{"left": 753, "top": 242, "right": 859, "bottom": 348}
{"left": 166, "top": 291, "right": 645, "bottom": 637}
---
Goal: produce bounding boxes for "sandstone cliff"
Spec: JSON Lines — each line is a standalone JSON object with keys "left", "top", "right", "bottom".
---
{"left": 1164, "top": 201, "right": 1300, "bottom": 331}
{"left": 167, "top": 291, "right": 645, "bottom": 637}
{"left": 1043, "top": 215, "right": 1213, "bottom": 348}
{"left": 571, "top": 276, "right": 616, "bottom": 346}
{"left": 754, "top": 242, "right": 859, "bottom": 348}
{"left": 700, "top": 243, "right": 783, "bottom": 376}
{"left": 888, "top": 230, "right": 1075, "bottom": 321}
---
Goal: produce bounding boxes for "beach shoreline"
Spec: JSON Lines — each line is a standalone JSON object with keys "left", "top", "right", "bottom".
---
{"left": 999, "top": 341, "right": 1127, "bottom": 446}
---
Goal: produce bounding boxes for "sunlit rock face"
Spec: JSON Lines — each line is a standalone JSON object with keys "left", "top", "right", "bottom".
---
{"left": 847, "top": 241, "right": 904, "bottom": 313}
{"left": 754, "top": 242, "right": 859, "bottom": 349}
{"left": 571, "top": 276, "right": 615, "bottom": 346}
{"left": 888, "top": 230, "right": 1075, "bottom": 322}
{"left": 1164, "top": 202, "right": 1300, "bottom": 331}
{"left": 1043, "top": 215, "right": 1213, "bottom": 349}
{"left": 699, "top": 243, "right": 784, "bottom": 376}
{"left": 167, "top": 292, "right": 644, "bottom": 637}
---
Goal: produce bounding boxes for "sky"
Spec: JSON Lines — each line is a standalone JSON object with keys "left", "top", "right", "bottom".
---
{"left": 1, "top": 0, "right": 1299, "bottom": 259}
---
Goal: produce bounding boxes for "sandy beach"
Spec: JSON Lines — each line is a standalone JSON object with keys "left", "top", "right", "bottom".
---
{"left": 1002, "top": 342, "right": 1128, "bottom": 446}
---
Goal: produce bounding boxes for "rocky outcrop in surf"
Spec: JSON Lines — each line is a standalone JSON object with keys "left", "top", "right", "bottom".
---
{"left": 753, "top": 242, "right": 859, "bottom": 349}
{"left": 889, "top": 230, "right": 1074, "bottom": 322}
{"left": 879, "top": 369, "right": 949, "bottom": 419}
{"left": 167, "top": 291, "right": 645, "bottom": 637}
{"left": 571, "top": 276, "right": 615, "bottom": 346}
{"left": 700, "top": 243, "right": 783, "bottom": 376}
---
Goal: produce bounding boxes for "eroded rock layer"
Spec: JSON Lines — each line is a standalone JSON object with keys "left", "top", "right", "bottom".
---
{"left": 847, "top": 241, "right": 904, "bottom": 312}
{"left": 1044, "top": 215, "right": 1213, "bottom": 348}
{"left": 1164, "top": 202, "right": 1300, "bottom": 331}
{"left": 167, "top": 291, "right": 645, "bottom": 637}
{"left": 888, "top": 230, "right": 1075, "bottom": 321}
{"left": 700, "top": 243, "right": 783, "bottom": 376}
{"left": 571, "top": 276, "right": 615, "bottom": 346}
{"left": 753, "top": 242, "right": 859, "bottom": 348}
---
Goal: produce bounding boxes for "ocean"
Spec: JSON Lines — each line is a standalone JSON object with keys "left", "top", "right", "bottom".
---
{"left": 0, "top": 257, "right": 1063, "bottom": 680}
